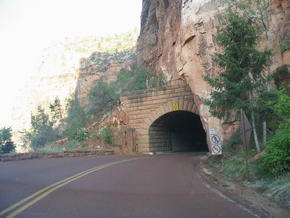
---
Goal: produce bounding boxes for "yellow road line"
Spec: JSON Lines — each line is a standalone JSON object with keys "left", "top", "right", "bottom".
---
{"left": 1, "top": 157, "right": 145, "bottom": 218}
{"left": 1, "top": 169, "right": 92, "bottom": 215}
{"left": 0, "top": 165, "right": 98, "bottom": 216}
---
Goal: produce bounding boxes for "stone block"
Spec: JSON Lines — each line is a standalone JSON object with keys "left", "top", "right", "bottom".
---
{"left": 183, "top": 100, "right": 189, "bottom": 110}
{"left": 186, "top": 101, "right": 194, "bottom": 111}
{"left": 282, "top": 51, "right": 290, "bottom": 66}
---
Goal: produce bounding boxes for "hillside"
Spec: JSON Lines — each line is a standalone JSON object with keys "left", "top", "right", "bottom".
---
{"left": 10, "top": 31, "right": 138, "bottom": 147}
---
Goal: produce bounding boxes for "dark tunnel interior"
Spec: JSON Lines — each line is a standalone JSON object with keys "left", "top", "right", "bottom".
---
{"left": 149, "top": 111, "right": 208, "bottom": 152}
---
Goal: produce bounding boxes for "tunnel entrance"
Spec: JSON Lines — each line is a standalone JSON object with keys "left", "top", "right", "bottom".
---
{"left": 149, "top": 111, "right": 208, "bottom": 152}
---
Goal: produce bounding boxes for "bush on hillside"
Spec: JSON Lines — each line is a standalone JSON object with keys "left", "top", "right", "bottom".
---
{"left": 88, "top": 66, "right": 165, "bottom": 116}
{"left": 261, "top": 86, "right": 290, "bottom": 175}
{"left": 261, "top": 130, "right": 290, "bottom": 175}
{"left": 63, "top": 97, "right": 88, "bottom": 142}
{"left": 88, "top": 80, "right": 119, "bottom": 115}
{"left": 100, "top": 125, "right": 113, "bottom": 146}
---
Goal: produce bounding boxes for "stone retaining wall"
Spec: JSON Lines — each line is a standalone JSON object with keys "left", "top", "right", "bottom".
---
{"left": 0, "top": 150, "right": 114, "bottom": 162}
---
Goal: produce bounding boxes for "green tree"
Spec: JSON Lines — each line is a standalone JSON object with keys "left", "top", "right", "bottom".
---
{"left": 63, "top": 97, "right": 88, "bottom": 142}
{"left": 261, "top": 86, "right": 290, "bottom": 175}
{"left": 229, "top": 0, "right": 273, "bottom": 146}
{"left": 49, "top": 97, "right": 63, "bottom": 125}
{"left": 31, "top": 106, "right": 52, "bottom": 130}
{"left": 88, "top": 80, "right": 119, "bottom": 115}
{"left": 204, "top": 8, "right": 271, "bottom": 152}
{"left": 23, "top": 106, "right": 58, "bottom": 149}
{"left": 0, "top": 127, "right": 15, "bottom": 154}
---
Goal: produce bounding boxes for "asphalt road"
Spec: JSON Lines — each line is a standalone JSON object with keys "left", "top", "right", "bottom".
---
{"left": 0, "top": 154, "right": 256, "bottom": 218}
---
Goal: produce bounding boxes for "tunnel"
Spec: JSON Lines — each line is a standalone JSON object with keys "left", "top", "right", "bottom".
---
{"left": 149, "top": 111, "right": 208, "bottom": 152}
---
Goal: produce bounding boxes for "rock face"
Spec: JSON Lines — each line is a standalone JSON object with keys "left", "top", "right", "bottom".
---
{"left": 11, "top": 33, "right": 137, "bottom": 146}
{"left": 137, "top": 0, "right": 290, "bottom": 144}
{"left": 33, "top": 33, "right": 137, "bottom": 109}
{"left": 76, "top": 50, "right": 134, "bottom": 105}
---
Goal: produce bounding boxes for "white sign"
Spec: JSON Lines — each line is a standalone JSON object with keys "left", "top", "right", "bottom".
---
{"left": 212, "top": 144, "right": 222, "bottom": 154}
{"left": 209, "top": 128, "right": 222, "bottom": 155}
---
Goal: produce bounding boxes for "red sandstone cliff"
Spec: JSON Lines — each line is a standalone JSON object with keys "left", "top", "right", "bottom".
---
{"left": 137, "top": 0, "right": 290, "bottom": 141}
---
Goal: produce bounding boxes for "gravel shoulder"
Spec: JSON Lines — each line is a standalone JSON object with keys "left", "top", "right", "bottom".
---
{"left": 199, "top": 155, "right": 290, "bottom": 218}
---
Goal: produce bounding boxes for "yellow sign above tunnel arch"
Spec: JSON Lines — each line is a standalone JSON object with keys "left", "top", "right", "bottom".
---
{"left": 172, "top": 103, "right": 180, "bottom": 111}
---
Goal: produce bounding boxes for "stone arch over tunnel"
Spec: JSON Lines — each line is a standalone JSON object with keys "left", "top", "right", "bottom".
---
{"left": 137, "top": 100, "right": 209, "bottom": 153}
{"left": 149, "top": 111, "right": 208, "bottom": 152}
{"left": 120, "top": 81, "right": 214, "bottom": 153}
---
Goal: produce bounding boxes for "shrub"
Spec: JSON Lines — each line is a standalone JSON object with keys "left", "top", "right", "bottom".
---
{"left": 226, "top": 128, "right": 242, "bottom": 149}
{"left": 261, "top": 86, "right": 290, "bottom": 175}
{"left": 66, "top": 140, "right": 79, "bottom": 150}
{"left": 88, "top": 80, "right": 119, "bottom": 114}
{"left": 118, "top": 66, "right": 165, "bottom": 91}
{"left": 280, "top": 35, "right": 290, "bottom": 52}
{"left": 63, "top": 97, "right": 88, "bottom": 142}
{"left": 101, "top": 126, "right": 113, "bottom": 146}
{"left": 30, "top": 126, "right": 58, "bottom": 149}
{"left": 0, "top": 127, "right": 15, "bottom": 154}
{"left": 261, "top": 129, "right": 290, "bottom": 175}
{"left": 63, "top": 124, "right": 88, "bottom": 142}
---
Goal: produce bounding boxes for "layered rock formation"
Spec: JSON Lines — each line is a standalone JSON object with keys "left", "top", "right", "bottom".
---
{"left": 76, "top": 49, "right": 134, "bottom": 105}
{"left": 33, "top": 33, "right": 137, "bottom": 108}
{"left": 137, "top": 0, "right": 290, "bottom": 143}
{"left": 11, "top": 33, "right": 137, "bottom": 146}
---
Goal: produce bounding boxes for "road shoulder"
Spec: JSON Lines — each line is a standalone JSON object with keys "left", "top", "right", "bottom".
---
{"left": 199, "top": 155, "right": 290, "bottom": 218}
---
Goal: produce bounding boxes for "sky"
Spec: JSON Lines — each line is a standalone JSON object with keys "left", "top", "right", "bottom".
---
{"left": 0, "top": 0, "right": 142, "bottom": 127}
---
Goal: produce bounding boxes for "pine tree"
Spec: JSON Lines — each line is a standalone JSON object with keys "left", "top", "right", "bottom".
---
{"left": 0, "top": 127, "right": 15, "bottom": 154}
{"left": 229, "top": 0, "right": 273, "bottom": 146}
{"left": 204, "top": 8, "right": 271, "bottom": 152}
{"left": 49, "top": 97, "right": 63, "bottom": 126}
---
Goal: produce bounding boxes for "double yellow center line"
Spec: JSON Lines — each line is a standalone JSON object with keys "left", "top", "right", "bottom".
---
{"left": 0, "top": 157, "right": 145, "bottom": 218}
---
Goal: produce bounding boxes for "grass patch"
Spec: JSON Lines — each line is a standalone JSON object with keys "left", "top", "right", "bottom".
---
{"left": 208, "top": 145, "right": 290, "bottom": 209}
{"left": 34, "top": 145, "right": 65, "bottom": 153}
{"left": 262, "top": 173, "right": 290, "bottom": 209}
{"left": 66, "top": 140, "right": 88, "bottom": 150}
{"left": 209, "top": 148, "right": 257, "bottom": 180}
{"left": 34, "top": 140, "right": 89, "bottom": 153}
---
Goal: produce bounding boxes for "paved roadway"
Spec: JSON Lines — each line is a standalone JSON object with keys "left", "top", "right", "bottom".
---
{"left": 0, "top": 154, "right": 256, "bottom": 218}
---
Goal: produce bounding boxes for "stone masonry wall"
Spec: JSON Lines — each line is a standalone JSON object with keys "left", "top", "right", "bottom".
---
{"left": 120, "top": 79, "right": 205, "bottom": 153}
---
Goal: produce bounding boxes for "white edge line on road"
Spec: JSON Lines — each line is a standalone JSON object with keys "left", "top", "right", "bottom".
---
{"left": 197, "top": 172, "right": 262, "bottom": 218}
